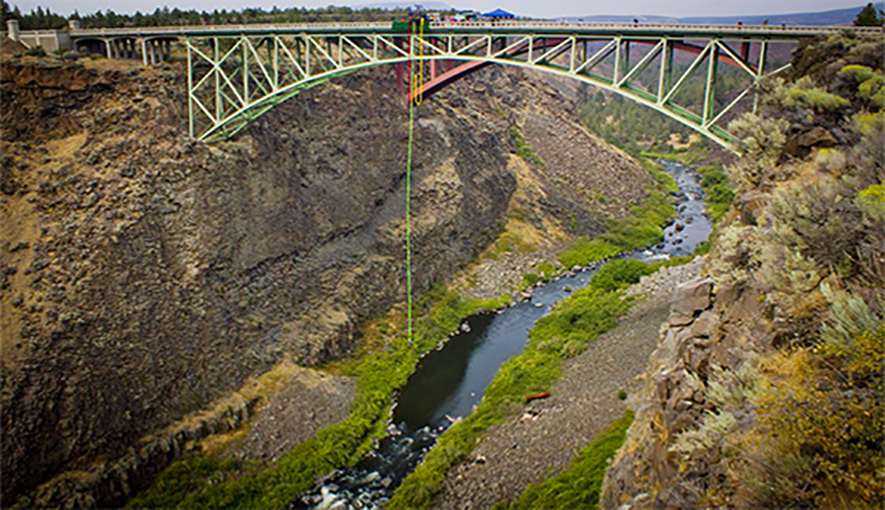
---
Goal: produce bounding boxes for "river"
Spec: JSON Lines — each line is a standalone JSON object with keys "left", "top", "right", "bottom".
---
{"left": 296, "top": 160, "right": 712, "bottom": 509}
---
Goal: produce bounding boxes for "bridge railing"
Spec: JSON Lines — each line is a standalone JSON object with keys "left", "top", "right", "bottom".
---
{"left": 66, "top": 21, "right": 885, "bottom": 39}
{"left": 429, "top": 20, "right": 885, "bottom": 35}
{"left": 70, "top": 22, "right": 389, "bottom": 37}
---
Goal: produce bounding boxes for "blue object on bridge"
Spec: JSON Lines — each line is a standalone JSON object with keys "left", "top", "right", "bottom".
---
{"left": 483, "top": 8, "right": 515, "bottom": 18}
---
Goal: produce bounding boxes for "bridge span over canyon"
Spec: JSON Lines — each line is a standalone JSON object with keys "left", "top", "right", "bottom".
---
{"left": 9, "top": 20, "right": 880, "bottom": 147}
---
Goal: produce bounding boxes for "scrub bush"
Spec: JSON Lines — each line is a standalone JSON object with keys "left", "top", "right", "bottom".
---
{"left": 589, "top": 259, "right": 655, "bottom": 292}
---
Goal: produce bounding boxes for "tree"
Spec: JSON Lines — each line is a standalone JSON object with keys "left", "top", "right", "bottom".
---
{"left": 853, "top": 3, "right": 883, "bottom": 26}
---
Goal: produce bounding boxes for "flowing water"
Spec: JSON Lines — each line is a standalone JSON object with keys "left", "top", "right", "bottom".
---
{"left": 296, "top": 160, "right": 712, "bottom": 509}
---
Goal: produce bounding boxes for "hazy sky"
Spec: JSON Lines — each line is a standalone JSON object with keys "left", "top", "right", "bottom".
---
{"left": 9, "top": 0, "right": 874, "bottom": 20}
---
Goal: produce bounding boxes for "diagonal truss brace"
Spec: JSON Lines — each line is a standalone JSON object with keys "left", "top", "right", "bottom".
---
{"left": 186, "top": 31, "right": 793, "bottom": 149}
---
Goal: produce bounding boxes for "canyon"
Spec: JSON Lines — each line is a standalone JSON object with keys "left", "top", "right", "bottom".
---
{"left": 0, "top": 54, "right": 651, "bottom": 506}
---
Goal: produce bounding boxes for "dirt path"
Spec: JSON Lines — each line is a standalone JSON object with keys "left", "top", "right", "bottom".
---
{"left": 433, "top": 258, "right": 705, "bottom": 509}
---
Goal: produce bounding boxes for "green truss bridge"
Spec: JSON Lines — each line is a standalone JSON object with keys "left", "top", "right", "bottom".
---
{"left": 59, "top": 21, "right": 881, "bottom": 148}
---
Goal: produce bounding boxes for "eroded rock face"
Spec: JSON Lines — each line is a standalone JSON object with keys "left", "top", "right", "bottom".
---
{"left": 0, "top": 60, "right": 511, "bottom": 504}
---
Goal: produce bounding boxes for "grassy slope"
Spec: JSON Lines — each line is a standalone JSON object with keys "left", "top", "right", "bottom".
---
{"left": 558, "top": 190, "right": 674, "bottom": 268}
{"left": 694, "top": 164, "right": 734, "bottom": 224}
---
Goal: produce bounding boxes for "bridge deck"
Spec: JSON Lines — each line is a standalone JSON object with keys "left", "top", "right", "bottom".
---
{"left": 69, "top": 21, "right": 883, "bottom": 40}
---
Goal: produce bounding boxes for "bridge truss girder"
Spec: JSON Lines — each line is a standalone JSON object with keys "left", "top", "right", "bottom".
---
{"left": 186, "top": 31, "right": 793, "bottom": 148}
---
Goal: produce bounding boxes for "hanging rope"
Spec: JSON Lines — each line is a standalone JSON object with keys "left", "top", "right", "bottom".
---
{"left": 405, "top": 87, "right": 415, "bottom": 344}
{"left": 404, "top": 18, "right": 416, "bottom": 344}
{"left": 404, "top": 16, "right": 426, "bottom": 344}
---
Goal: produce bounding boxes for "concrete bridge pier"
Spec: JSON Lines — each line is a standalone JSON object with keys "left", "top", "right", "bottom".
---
{"left": 106, "top": 39, "right": 125, "bottom": 59}
{"left": 7, "top": 19, "right": 21, "bottom": 42}
{"left": 104, "top": 38, "right": 151, "bottom": 61}
{"left": 139, "top": 39, "right": 173, "bottom": 65}
{"left": 146, "top": 39, "right": 159, "bottom": 65}
{"left": 87, "top": 36, "right": 174, "bottom": 64}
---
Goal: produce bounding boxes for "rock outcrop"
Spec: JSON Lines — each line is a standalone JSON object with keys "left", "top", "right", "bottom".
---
{"left": 600, "top": 277, "right": 766, "bottom": 509}
{"left": 0, "top": 59, "right": 508, "bottom": 505}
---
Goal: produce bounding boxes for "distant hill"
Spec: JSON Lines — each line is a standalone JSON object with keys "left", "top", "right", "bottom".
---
{"left": 565, "top": 3, "right": 885, "bottom": 26}
{"left": 564, "top": 14, "right": 678, "bottom": 23}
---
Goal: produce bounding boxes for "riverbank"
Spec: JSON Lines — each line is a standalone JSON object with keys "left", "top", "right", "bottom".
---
{"left": 433, "top": 256, "right": 705, "bottom": 509}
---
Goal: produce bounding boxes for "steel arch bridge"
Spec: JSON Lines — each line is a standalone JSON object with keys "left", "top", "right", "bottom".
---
{"left": 68, "top": 22, "right": 872, "bottom": 148}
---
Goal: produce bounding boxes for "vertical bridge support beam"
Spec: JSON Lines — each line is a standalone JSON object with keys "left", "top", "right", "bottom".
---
{"left": 753, "top": 40, "right": 768, "bottom": 113}
{"left": 657, "top": 38, "right": 672, "bottom": 103}
{"left": 703, "top": 40, "right": 719, "bottom": 127}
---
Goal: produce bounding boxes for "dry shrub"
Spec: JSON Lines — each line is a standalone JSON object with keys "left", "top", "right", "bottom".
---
{"left": 727, "top": 113, "right": 789, "bottom": 192}
{"left": 765, "top": 175, "right": 865, "bottom": 279}
{"left": 735, "top": 298, "right": 884, "bottom": 509}
{"left": 839, "top": 65, "right": 885, "bottom": 109}
{"left": 855, "top": 183, "right": 885, "bottom": 286}
{"left": 759, "top": 239, "right": 822, "bottom": 296}
{"left": 813, "top": 148, "right": 848, "bottom": 174}
{"left": 768, "top": 76, "right": 851, "bottom": 113}
{"left": 708, "top": 224, "right": 764, "bottom": 288}
{"left": 670, "top": 364, "right": 758, "bottom": 460}
{"left": 846, "top": 112, "right": 885, "bottom": 192}
{"left": 846, "top": 115, "right": 884, "bottom": 286}
{"left": 772, "top": 290, "right": 829, "bottom": 348}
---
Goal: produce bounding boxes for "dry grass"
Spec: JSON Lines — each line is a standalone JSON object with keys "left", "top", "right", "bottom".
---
{"left": 140, "top": 360, "right": 326, "bottom": 448}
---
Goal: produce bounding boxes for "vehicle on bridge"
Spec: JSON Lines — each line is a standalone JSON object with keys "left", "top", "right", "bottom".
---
{"left": 391, "top": 8, "right": 514, "bottom": 31}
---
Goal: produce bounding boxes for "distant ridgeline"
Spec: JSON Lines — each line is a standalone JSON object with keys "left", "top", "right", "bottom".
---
{"left": 4, "top": 1, "right": 885, "bottom": 30}
{"left": 564, "top": 2, "right": 885, "bottom": 26}
{"left": 0, "top": 1, "right": 442, "bottom": 30}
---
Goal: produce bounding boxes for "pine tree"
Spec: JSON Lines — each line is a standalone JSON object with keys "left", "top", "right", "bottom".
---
{"left": 0, "top": 0, "right": 12, "bottom": 24}
{"left": 854, "top": 3, "right": 882, "bottom": 26}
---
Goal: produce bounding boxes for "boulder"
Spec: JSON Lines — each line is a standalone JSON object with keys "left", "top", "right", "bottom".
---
{"left": 798, "top": 126, "right": 837, "bottom": 148}
{"left": 669, "top": 278, "right": 712, "bottom": 326}
{"left": 738, "top": 191, "right": 769, "bottom": 226}
{"left": 688, "top": 310, "right": 718, "bottom": 340}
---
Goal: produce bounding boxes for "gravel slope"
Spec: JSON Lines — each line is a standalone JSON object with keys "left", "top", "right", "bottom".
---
{"left": 433, "top": 258, "right": 705, "bottom": 509}
{"left": 226, "top": 368, "right": 356, "bottom": 464}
